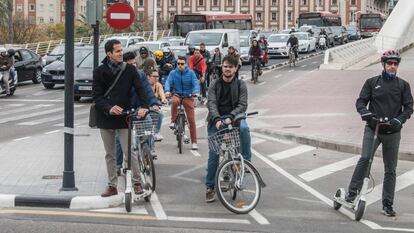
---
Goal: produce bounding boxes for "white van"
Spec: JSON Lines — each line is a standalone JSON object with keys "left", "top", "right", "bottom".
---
{"left": 184, "top": 29, "right": 240, "bottom": 59}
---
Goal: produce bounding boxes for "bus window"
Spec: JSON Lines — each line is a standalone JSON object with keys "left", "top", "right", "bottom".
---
{"left": 215, "top": 21, "right": 224, "bottom": 29}
{"left": 207, "top": 22, "right": 214, "bottom": 29}
{"left": 223, "top": 20, "right": 236, "bottom": 29}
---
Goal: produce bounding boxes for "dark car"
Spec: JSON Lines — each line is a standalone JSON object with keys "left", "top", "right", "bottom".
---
{"left": 12, "top": 48, "right": 43, "bottom": 84}
{"left": 42, "top": 45, "right": 65, "bottom": 66}
{"left": 330, "top": 26, "right": 349, "bottom": 45}
{"left": 41, "top": 46, "right": 93, "bottom": 89}
{"left": 346, "top": 25, "right": 361, "bottom": 41}
{"left": 318, "top": 27, "right": 336, "bottom": 48}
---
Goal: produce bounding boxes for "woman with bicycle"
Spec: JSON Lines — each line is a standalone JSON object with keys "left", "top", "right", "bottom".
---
{"left": 205, "top": 55, "right": 252, "bottom": 203}
{"left": 248, "top": 39, "right": 263, "bottom": 82}
{"left": 164, "top": 56, "right": 200, "bottom": 150}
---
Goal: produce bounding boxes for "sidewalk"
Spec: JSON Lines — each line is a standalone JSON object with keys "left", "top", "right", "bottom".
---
{"left": 251, "top": 48, "right": 414, "bottom": 161}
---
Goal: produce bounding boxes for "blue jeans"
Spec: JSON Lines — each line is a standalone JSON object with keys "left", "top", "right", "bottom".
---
{"left": 115, "top": 130, "right": 123, "bottom": 168}
{"left": 195, "top": 71, "right": 207, "bottom": 98}
{"left": 205, "top": 119, "right": 252, "bottom": 188}
{"left": 156, "top": 111, "right": 164, "bottom": 133}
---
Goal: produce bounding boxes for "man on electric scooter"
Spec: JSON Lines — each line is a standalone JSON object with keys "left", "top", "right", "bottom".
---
{"left": 0, "top": 47, "right": 14, "bottom": 96}
{"left": 205, "top": 55, "right": 252, "bottom": 203}
{"left": 345, "top": 50, "right": 413, "bottom": 217}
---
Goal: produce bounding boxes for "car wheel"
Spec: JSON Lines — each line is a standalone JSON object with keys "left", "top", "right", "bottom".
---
{"left": 32, "top": 69, "right": 42, "bottom": 84}
{"left": 307, "top": 45, "right": 310, "bottom": 53}
{"left": 43, "top": 83, "right": 55, "bottom": 89}
{"left": 74, "top": 96, "right": 81, "bottom": 101}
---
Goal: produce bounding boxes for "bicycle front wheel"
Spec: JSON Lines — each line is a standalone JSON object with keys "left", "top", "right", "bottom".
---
{"left": 216, "top": 159, "right": 261, "bottom": 214}
{"left": 177, "top": 114, "right": 184, "bottom": 154}
{"left": 142, "top": 143, "right": 156, "bottom": 191}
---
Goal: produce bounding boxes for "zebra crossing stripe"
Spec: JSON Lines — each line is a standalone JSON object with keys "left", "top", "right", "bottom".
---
{"left": 298, "top": 156, "right": 360, "bottom": 182}
{"left": 268, "top": 145, "right": 315, "bottom": 161}
{"left": 0, "top": 104, "right": 52, "bottom": 117}
{"left": 0, "top": 107, "right": 65, "bottom": 124}
{"left": 18, "top": 108, "right": 88, "bottom": 126}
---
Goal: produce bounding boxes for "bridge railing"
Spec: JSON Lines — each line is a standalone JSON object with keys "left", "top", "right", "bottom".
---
{"left": 3, "top": 29, "right": 171, "bottom": 57}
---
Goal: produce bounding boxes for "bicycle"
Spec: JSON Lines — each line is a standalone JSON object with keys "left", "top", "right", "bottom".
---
{"left": 208, "top": 113, "right": 266, "bottom": 214}
{"left": 250, "top": 57, "right": 261, "bottom": 84}
{"left": 288, "top": 46, "right": 297, "bottom": 67}
{"left": 122, "top": 109, "right": 159, "bottom": 212}
{"left": 170, "top": 95, "right": 192, "bottom": 154}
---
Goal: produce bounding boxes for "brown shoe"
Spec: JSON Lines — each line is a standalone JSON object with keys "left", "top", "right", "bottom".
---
{"left": 134, "top": 183, "right": 144, "bottom": 195}
{"left": 101, "top": 186, "right": 118, "bottom": 197}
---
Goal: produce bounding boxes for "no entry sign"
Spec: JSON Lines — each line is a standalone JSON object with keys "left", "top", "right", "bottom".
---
{"left": 106, "top": 3, "right": 135, "bottom": 30}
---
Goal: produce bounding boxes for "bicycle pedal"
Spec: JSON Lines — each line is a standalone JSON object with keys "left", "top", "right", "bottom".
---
{"left": 184, "top": 139, "right": 190, "bottom": 144}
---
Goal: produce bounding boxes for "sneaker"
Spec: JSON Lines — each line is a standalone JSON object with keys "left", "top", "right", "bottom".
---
{"left": 345, "top": 192, "right": 357, "bottom": 203}
{"left": 382, "top": 205, "right": 396, "bottom": 217}
{"left": 169, "top": 122, "right": 175, "bottom": 129}
{"left": 206, "top": 187, "right": 215, "bottom": 203}
{"left": 191, "top": 143, "right": 198, "bottom": 150}
{"left": 154, "top": 133, "right": 164, "bottom": 141}
{"left": 184, "top": 135, "right": 190, "bottom": 144}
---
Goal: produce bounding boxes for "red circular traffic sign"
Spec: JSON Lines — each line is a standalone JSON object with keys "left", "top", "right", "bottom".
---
{"left": 106, "top": 3, "right": 135, "bottom": 30}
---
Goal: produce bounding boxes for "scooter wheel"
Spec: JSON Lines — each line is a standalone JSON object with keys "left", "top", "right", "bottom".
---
{"left": 333, "top": 189, "right": 343, "bottom": 210}
{"left": 125, "top": 192, "right": 132, "bottom": 213}
{"left": 144, "top": 194, "right": 151, "bottom": 202}
{"left": 355, "top": 200, "right": 366, "bottom": 221}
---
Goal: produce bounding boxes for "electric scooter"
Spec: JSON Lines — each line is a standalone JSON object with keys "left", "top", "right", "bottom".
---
{"left": 333, "top": 117, "right": 389, "bottom": 221}
{"left": 0, "top": 67, "right": 17, "bottom": 97}
{"left": 319, "top": 35, "right": 327, "bottom": 50}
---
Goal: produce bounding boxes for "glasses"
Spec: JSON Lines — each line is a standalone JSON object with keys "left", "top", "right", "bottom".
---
{"left": 151, "top": 75, "right": 159, "bottom": 78}
{"left": 386, "top": 61, "right": 399, "bottom": 66}
{"left": 177, "top": 62, "right": 185, "bottom": 66}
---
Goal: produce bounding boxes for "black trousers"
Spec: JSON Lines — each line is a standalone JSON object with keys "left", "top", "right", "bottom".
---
{"left": 348, "top": 125, "right": 401, "bottom": 207}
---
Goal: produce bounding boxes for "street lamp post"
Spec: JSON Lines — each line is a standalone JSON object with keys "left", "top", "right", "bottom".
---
{"left": 153, "top": 0, "right": 157, "bottom": 41}
{"left": 285, "top": 0, "right": 289, "bottom": 30}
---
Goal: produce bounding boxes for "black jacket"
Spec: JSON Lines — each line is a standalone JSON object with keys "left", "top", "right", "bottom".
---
{"left": 207, "top": 77, "right": 248, "bottom": 126}
{"left": 93, "top": 57, "right": 149, "bottom": 129}
{"left": 356, "top": 74, "right": 413, "bottom": 133}
{"left": 287, "top": 37, "right": 299, "bottom": 47}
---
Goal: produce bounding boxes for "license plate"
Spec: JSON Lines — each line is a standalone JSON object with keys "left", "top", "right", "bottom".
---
{"left": 78, "top": 86, "right": 92, "bottom": 91}
{"left": 53, "top": 76, "right": 64, "bottom": 80}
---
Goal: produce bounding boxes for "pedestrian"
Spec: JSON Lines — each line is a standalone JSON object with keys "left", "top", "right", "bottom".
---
{"left": 205, "top": 55, "right": 252, "bottom": 202}
{"left": 93, "top": 39, "right": 150, "bottom": 197}
{"left": 147, "top": 68, "right": 167, "bottom": 141}
{"left": 345, "top": 50, "right": 413, "bottom": 217}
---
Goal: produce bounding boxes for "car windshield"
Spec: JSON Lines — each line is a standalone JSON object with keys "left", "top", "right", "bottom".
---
{"left": 169, "top": 39, "right": 184, "bottom": 46}
{"left": 136, "top": 43, "right": 160, "bottom": 52}
{"left": 240, "top": 36, "right": 250, "bottom": 47}
{"left": 185, "top": 33, "right": 222, "bottom": 46}
{"left": 239, "top": 30, "right": 251, "bottom": 36}
{"left": 268, "top": 35, "right": 289, "bottom": 42}
{"left": 78, "top": 52, "right": 105, "bottom": 68}
{"left": 61, "top": 49, "right": 92, "bottom": 65}
{"left": 294, "top": 34, "right": 308, "bottom": 40}
{"left": 50, "top": 45, "right": 65, "bottom": 55}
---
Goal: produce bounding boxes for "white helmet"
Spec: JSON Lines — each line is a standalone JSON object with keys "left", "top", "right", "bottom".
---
{"left": 0, "top": 47, "right": 7, "bottom": 55}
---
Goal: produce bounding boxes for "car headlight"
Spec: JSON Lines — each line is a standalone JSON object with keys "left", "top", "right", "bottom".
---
{"left": 42, "top": 68, "right": 48, "bottom": 73}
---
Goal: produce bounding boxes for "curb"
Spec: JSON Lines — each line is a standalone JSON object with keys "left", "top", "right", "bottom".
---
{"left": 263, "top": 51, "right": 324, "bottom": 70}
{"left": 0, "top": 193, "right": 123, "bottom": 209}
{"left": 252, "top": 128, "right": 414, "bottom": 162}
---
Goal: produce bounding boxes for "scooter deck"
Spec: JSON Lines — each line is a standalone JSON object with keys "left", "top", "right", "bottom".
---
{"left": 334, "top": 197, "right": 357, "bottom": 210}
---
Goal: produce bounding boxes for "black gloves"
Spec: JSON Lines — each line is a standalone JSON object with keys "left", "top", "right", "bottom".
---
{"left": 390, "top": 118, "right": 402, "bottom": 131}
{"left": 361, "top": 112, "right": 377, "bottom": 122}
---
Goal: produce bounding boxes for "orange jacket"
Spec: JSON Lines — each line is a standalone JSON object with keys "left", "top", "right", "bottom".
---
{"left": 188, "top": 55, "right": 207, "bottom": 75}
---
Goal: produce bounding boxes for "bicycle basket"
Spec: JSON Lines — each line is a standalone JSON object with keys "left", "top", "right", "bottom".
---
{"left": 132, "top": 116, "right": 156, "bottom": 137}
{"left": 208, "top": 127, "right": 240, "bottom": 154}
{"left": 148, "top": 111, "right": 160, "bottom": 129}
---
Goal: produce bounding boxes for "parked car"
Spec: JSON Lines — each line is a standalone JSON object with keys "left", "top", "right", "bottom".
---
{"left": 41, "top": 46, "right": 93, "bottom": 89}
{"left": 168, "top": 45, "right": 188, "bottom": 59}
{"left": 133, "top": 41, "right": 171, "bottom": 52}
{"left": 267, "top": 34, "right": 290, "bottom": 58}
{"left": 42, "top": 45, "right": 64, "bottom": 66}
{"left": 12, "top": 48, "right": 43, "bottom": 84}
{"left": 294, "top": 32, "right": 317, "bottom": 53}
{"left": 100, "top": 36, "right": 145, "bottom": 48}
{"left": 158, "top": 36, "right": 185, "bottom": 46}
{"left": 318, "top": 27, "right": 336, "bottom": 48}
{"left": 330, "top": 26, "right": 349, "bottom": 45}
{"left": 346, "top": 25, "right": 362, "bottom": 41}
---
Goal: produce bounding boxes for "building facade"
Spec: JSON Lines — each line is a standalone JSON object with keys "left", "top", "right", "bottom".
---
{"left": 12, "top": 0, "right": 87, "bottom": 25}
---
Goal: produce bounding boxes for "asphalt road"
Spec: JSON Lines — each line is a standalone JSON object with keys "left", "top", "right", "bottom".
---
{"left": 1, "top": 53, "right": 413, "bottom": 233}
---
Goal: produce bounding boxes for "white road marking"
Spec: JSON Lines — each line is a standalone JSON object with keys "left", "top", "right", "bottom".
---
{"left": 0, "top": 104, "right": 52, "bottom": 117}
{"left": 312, "top": 61, "right": 318, "bottom": 64}
{"left": 310, "top": 68, "right": 318, "bottom": 73}
{"left": 190, "top": 150, "right": 201, "bottom": 157}
{"left": 6, "top": 104, "right": 25, "bottom": 107}
{"left": 13, "top": 136, "right": 31, "bottom": 141}
{"left": 366, "top": 169, "right": 414, "bottom": 206}
{"left": 0, "top": 107, "right": 65, "bottom": 124}
{"left": 90, "top": 206, "right": 148, "bottom": 215}
{"left": 250, "top": 132, "right": 293, "bottom": 145}
{"left": 150, "top": 192, "right": 167, "bottom": 220}
{"left": 298, "top": 156, "right": 360, "bottom": 182}
{"left": 18, "top": 108, "right": 88, "bottom": 126}
{"left": 274, "top": 74, "right": 282, "bottom": 79}
{"left": 287, "top": 196, "right": 324, "bottom": 204}
{"left": 32, "top": 90, "right": 60, "bottom": 96}
{"left": 196, "top": 119, "right": 205, "bottom": 128}
{"left": 249, "top": 209, "right": 270, "bottom": 225}
{"left": 45, "top": 130, "right": 61, "bottom": 135}
{"left": 167, "top": 216, "right": 250, "bottom": 224}
{"left": 258, "top": 81, "right": 266, "bottom": 86}
{"left": 268, "top": 145, "right": 315, "bottom": 161}
{"left": 259, "top": 112, "right": 354, "bottom": 119}
{"left": 301, "top": 65, "right": 307, "bottom": 68}
{"left": 251, "top": 137, "right": 266, "bottom": 145}
{"left": 288, "top": 70, "right": 294, "bottom": 72}
{"left": 170, "top": 164, "right": 204, "bottom": 178}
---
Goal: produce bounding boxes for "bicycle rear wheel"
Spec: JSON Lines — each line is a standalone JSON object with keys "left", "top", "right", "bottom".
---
{"left": 216, "top": 159, "right": 261, "bottom": 214}
{"left": 142, "top": 143, "right": 156, "bottom": 192}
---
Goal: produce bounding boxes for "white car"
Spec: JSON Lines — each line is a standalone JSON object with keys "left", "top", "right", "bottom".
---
{"left": 133, "top": 41, "right": 171, "bottom": 52}
{"left": 294, "top": 32, "right": 316, "bottom": 53}
{"left": 267, "top": 34, "right": 289, "bottom": 58}
{"left": 100, "top": 36, "right": 145, "bottom": 48}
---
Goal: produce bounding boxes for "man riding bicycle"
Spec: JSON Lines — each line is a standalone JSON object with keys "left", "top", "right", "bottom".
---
{"left": 249, "top": 39, "right": 263, "bottom": 80}
{"left": 205, "top": 55, "right": 252, "bottom": 202}
{"left": 286, "top": 33, "right": 299, "bottom": 60}
{"left": 164, "top": 56, "right": 200, "bottom": 150}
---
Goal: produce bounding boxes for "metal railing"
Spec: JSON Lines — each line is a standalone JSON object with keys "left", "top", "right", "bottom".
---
{"left": 4, "top": 29, "right": 171, "bottom": 57}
